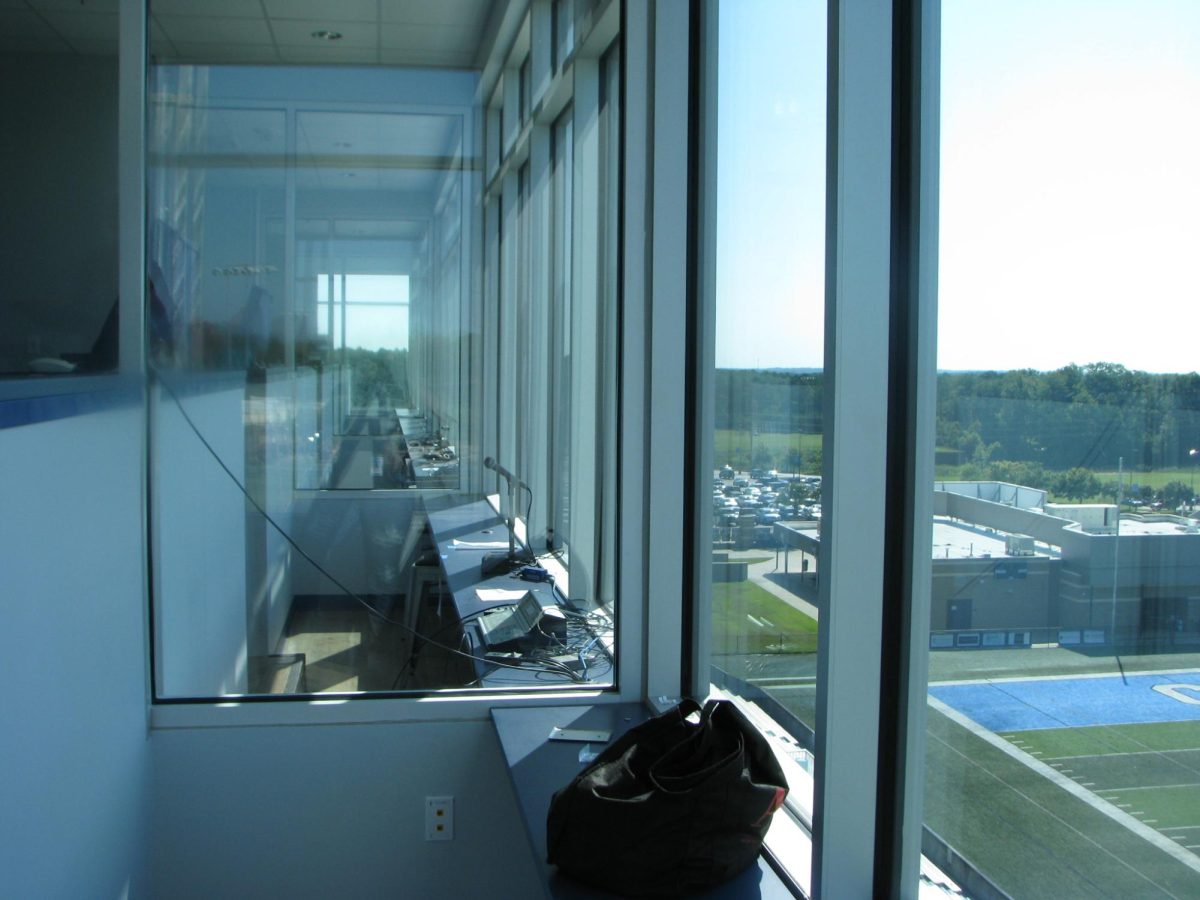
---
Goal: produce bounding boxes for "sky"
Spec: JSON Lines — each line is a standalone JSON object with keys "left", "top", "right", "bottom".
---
{"left": 715, "top": 0, "right": 1200, "bottom": 375}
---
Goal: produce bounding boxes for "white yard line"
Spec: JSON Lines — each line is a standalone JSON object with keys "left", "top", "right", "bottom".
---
{"left": 929, "top": 695, "right": 1200, "bottom": 876}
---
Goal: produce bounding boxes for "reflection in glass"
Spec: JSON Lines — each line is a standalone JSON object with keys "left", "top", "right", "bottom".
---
{"left": 1, "top": 14, "right": 118, "bottom": 376}
{"left": 147, "top": 0, "right": 621, "bottom": 700}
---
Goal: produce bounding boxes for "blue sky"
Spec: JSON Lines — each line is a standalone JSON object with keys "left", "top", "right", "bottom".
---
{"left": 715, "top": 0, "right": 1200, "bottom": 375}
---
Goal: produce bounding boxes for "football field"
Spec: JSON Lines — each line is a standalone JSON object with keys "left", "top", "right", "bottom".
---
{"left": 930, "top": 670, "right": 1200, "bottom": 896}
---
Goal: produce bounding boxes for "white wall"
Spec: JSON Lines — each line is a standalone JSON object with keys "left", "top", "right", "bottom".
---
{"left": 0, "top": 397, "right": 151, "bottom": 898}
{"left": 152, "top": 381, "right": 251, "bottom": 697}
{"left": 151, "top": 718, "right": 543, "bottom": 900}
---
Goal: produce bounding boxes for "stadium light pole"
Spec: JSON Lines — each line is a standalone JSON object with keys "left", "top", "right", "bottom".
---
{"left": 1189, "top": 448, "right": 1198, "bottom": 503}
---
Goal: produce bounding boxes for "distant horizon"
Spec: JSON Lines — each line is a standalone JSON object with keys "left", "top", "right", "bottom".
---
{"left": 715, "top": 361, "right": 1200, "bottom": 377}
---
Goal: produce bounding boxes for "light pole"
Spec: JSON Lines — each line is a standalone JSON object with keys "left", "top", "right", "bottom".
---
{"left": 1190, "top": 449, "right": 1199, "bottom": 504}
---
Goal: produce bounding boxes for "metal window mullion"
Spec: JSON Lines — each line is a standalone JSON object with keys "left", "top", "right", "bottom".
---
{"left": 617, "top": 0, "right": 649, "bottom": 700}
{"left": 642, "top": 0, "right": 691, "bottom": 702}
{"left": 813, "top": 1, "right": 894, "bottom": 897}
{"left": 878, "top": 2, "right": 940, "bottom": 895}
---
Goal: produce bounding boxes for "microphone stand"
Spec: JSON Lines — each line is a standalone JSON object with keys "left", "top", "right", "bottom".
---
{"left": 482, "top": 456, "right": 528, "bottom": 577}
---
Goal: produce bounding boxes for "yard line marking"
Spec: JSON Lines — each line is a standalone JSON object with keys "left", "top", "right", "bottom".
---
{"left": 1048, "top": 748, "right": 1200, "bottom": 761}
{"left": 1080, "top": 782, "right": 1096, "bottom": 787}
{"left": 1106, "top": 782, "right": 1200, "bottom": 792}
{"left": 929, "top": 695, "right": 1200, "bottom": 877}
{"left": 1144, "top": 820, "right": 1158, "bottom": 824}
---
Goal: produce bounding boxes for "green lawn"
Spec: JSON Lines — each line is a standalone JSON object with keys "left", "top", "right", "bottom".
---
{"left": 711, "top": 580, "right": 818, "bottom": 654}
{"left": 713, "top": 429, "right": 821, "bottom": 472}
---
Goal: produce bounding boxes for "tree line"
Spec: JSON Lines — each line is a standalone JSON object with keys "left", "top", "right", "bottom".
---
{"left": 717, "top": 364, "right": 1200, "bottom": 499}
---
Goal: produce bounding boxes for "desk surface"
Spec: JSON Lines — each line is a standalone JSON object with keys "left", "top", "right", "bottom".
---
{"left": 491, "top": 704, "right": 797, "bottom": 899}
{"left": 425, "top": 497, "right": 612, "bottom": 688}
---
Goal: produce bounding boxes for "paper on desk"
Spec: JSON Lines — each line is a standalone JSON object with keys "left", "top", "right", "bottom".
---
{"left": 476, "top": 588, "right": 528, "bottom": 603}
{"left": 451, "top": 538, "right": 510, "bottom": 550}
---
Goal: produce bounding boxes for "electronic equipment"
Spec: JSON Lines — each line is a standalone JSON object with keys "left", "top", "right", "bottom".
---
{"left": 475, "top": 590, "right": 567, "bottom": 650}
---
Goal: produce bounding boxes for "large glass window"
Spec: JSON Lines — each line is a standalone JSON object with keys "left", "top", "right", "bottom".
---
{"left": 924, "top": 3, "right": 1200, "bottom": 896}
{"left": 148, "top": 1, "right": 620, "bottom": 700}
{"left": 702, "top": 0, "right": 827, "bottom": 861}
{"left": 1, "top": 9, "right": 119, "bottom": 376}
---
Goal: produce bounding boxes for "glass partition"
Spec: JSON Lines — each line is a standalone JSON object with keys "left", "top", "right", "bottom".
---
{"left": 148, "top": 0, "right": 620, "bottom": 699}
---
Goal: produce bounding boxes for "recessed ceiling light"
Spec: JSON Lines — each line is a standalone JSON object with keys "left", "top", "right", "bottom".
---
{"left": 311, "top": 30, "right": 343, "bottom": 41}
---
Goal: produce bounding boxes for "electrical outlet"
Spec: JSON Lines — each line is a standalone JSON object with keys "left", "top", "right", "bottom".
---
{"left": 425, "top": 795, "right": 453, "bottom": 841}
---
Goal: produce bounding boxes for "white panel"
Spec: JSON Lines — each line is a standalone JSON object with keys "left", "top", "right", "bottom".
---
{"left": 813, "top": 0, "right": 893, "bottom": 895}
{"left": 151, "top": 719, "right": 542, "bottom": 898}
{"left": 0, "top": 405, "right": 151, "bottom": 898}
{"left": 152, "top": 383, "right": 250, "bottom": 698}
{"left": 643, "top": 0, "right": 690, "bottom": 700}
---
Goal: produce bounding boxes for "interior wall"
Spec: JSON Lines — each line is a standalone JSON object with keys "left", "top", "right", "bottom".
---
{"left": 0, "top": 397, "right": 151, "bottom": 898}
{"left": 151, "top": 718, "right": 543, "bottom": 900}
{"left": 153, "top": 380, "right": 251, "bottom": 697}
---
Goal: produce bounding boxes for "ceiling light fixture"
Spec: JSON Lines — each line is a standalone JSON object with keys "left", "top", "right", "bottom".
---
{"left": 310, "top": 30, "right": 343, "bottom": 41}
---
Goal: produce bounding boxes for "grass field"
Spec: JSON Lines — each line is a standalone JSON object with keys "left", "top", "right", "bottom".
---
{"left": 711, "top": 580, "right": 818, "bottom": 655}
{"left": 713, "top": 429, "right": 821, "bottom": 471}
{"left": 923, "top": 703, "right": 1200, "bottom": 898}
{"left": 1002, "top": 721, "right": 1200, "bottom": 846}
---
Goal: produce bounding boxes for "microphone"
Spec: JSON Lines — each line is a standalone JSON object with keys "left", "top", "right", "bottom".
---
{"left": 484, "top": 456, "right": 527, "bottom": 488}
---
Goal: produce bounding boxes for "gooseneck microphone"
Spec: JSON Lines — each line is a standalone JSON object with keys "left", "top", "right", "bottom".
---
{"left": 484, "top": 458, "right": 528, "bottom": 494}
{"left": 481, "top": 455, "right": 532, "bottom": 577}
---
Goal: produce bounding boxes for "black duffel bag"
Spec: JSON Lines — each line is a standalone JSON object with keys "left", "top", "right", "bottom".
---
{"left": 546, "top": 698, "right": 789, "bottom": 896}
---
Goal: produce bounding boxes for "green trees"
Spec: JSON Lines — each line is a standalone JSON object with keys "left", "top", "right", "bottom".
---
{"left": 1050, "top": 467, "right": 1102, "bottom": 502}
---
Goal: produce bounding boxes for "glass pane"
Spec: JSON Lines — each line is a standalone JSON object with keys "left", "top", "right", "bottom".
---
{"left": 706, "top": 0, "right": 826, "bottom": 830}
{"left": 148, "top": 0, "right": 618, "bottom": 699}
{"left": 1, "top": 12, "right": 118, "bottom": 377}
{"left": 926, "top": 4, "right": 1200, "bottom": 895}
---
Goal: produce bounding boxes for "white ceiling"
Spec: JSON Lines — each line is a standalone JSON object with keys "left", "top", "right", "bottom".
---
{"left": 0, "top": 0, "right": 497, "bottom": 67}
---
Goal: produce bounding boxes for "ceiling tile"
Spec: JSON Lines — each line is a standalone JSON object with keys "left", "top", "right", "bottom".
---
{"left": 276, "top": 43, "right": 378, "bottom": 65}
{"left": 269, "top": 19, "right": 377, "bottom": 49}
{"left": 0, "top": 33, "right": 72, "bottom": 52}
{"left": 380, "top": 0, "right": 493, "bottom": 28}
{"left": 263, "top": 0, "right": 378, "bottom": 24}
{"left": 166, "top": 42, "right": 281, "bottom": 64}
{"left": 0, "top": 9, "right": 58, "bottom": 38}
{"left": 380, "top": 23, "right": 479, "bottom": 56}
{"left": 379, "top": 48, "right": 476, "bottom": 69}
{"left": 150, "top": 0, "right": 264, "bottom": 18}
{"left": 69, "top": 37, "right": 119, "bottom": 56}
{"left": 40, "top": 10, "right": 117, "bottom": 41}
{"left": 157, "top": 16, "right": 272, "bottom": 45}
{"left": 26, "top": 0, "right": 117, "bottom": 11}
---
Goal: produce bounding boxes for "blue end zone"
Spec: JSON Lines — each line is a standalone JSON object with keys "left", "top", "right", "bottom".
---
{"left": 930, "top": 673, "right": 1200, "bottom": 732}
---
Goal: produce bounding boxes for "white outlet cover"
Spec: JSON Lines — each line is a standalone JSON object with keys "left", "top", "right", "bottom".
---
{"left": 425, "top": 795, "right": 454, "bottom": 841}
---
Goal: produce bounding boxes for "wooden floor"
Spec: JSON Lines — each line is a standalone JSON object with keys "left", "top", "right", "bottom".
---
{"left": 258, "top": 586, "right": 475, "bottom": 694}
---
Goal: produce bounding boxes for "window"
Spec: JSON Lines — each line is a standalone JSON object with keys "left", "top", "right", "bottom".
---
{"left": 148, "top": 0, "right": 621, "bottom": 700}
{"left": 1, "top": 11, "right": 119, "bottom": 377}
{"left": 924, "top": 4, "right": 1200, "bottom": 896}
{"left": 699, "top": 0, "right": 827, "bottom": 881}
